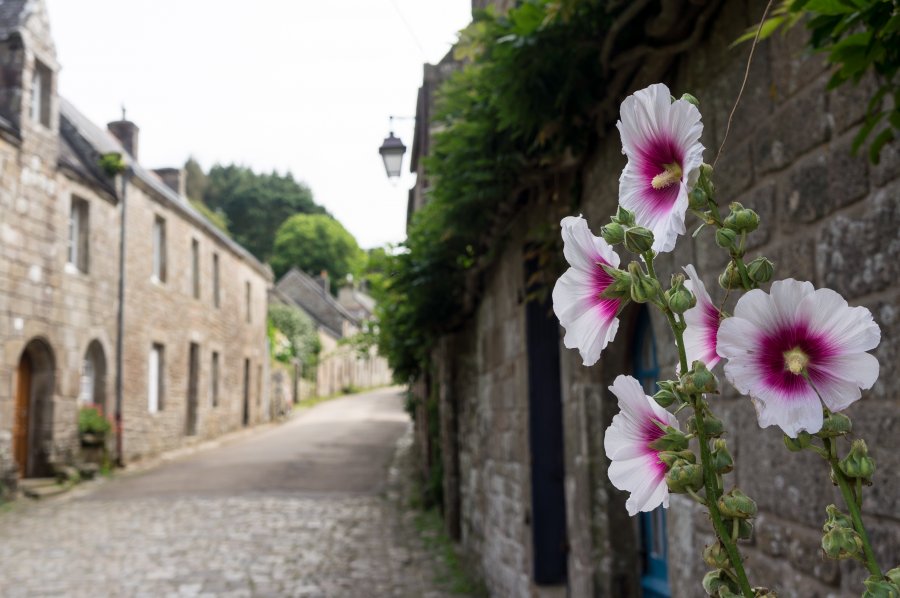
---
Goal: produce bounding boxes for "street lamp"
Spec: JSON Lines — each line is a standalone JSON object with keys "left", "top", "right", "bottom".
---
{"left": 378, "top": 115, "right": 413, "bottom": 179}
{"left": 378, "top": 131, "right": 406, "bottom": 179}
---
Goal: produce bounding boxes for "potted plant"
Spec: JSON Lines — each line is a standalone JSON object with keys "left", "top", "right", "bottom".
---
{"left": 78, "top": 405, "right": 112, "bottom": 448}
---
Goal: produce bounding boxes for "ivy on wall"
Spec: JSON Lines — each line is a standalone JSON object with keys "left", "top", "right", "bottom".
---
{"left": 374, "top": 0, "right": 613, "bottom": 381}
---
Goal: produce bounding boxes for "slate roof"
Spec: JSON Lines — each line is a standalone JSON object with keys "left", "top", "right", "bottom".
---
{"left": 58, "top": 97, "right": 272, "bottom": 280}
{"left": 275, "top": 268, "right": 358, "bottom": 338}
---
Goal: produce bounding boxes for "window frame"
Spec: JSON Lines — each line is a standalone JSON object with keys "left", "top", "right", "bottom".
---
{"left": 152, "top": 216, "right": 167, "bottom": 283}
{"left": 191, "top": 238, "right": 200, "bottom": 299}
{"left": 67, "top": 197, "right": 90, "bottom": 273}
{"left": 148, "top": 343, "right": 165, "bottom": 413}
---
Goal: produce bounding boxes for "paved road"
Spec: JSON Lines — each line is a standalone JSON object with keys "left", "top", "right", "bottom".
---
{"left": 0, "top": 387, "right": 451, "bottom": 598}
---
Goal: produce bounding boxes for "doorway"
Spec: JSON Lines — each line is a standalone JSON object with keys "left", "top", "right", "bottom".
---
{"left": 242, "top": 358, "right": 250, "bottom": 426}
{"left": 186, "top": 343, "right": 199, "bottom": 435}
{"left": 14, "top": 339, "right": 56, "bottom": 478}
{"left": 524, "top": 256, "right": 568, "bottom": 585}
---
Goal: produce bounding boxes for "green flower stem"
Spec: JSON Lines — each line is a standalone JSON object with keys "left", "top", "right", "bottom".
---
{"left": 646, "top": 252, "right": 754, "bottom": 598}
{"left": 822, "top": 435, "right": 882, "bottom": 578}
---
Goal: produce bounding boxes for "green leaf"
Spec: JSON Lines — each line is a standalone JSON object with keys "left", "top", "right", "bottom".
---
{"left": 868, "top": 127, "right": 895, "bottom": 163}
{"left": 804, "top": 0, "right": 857, "bottom": 15}
{"left": 732, "top": 15, "right": 786, "bottom": 47}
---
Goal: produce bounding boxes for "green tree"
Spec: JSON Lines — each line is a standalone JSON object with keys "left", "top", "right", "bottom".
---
{"left": 268, "top": 303, "right": 320, "bottom": 379}
{"left": 184, "top": 156, "right": 208, "bottom": 201}
{"left": 270, "top": 213, "right": 364, "bottom": 285}
{"left": 202, "top": 164, "right": 327, "bottom": 260}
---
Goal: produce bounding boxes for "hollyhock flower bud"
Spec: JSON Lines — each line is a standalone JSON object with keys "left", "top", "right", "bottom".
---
{"left": 746, "top": 257, "right": 774, "bottom": 284}
{"left": 711, "top": 438, "right": 734, "bottom": 473}
{"left": 689, "top": 186, "right": 708, "bottom": 210}
{"left": 680, "top": 92, "right": 700, "bottom": 107}
{"left": 703, "top": 541, "right": 730, "bottom": 569}
{"left": 681, "top": 361, "right": 718, "bottom": 395}
{"left": 600, "top": 264, "right": 633, "bottom": 300}
{"left": 686, "top": 413, "right": 724, "bottom": 437}
{"left": 718, "top": 489, "right": 757, "bottom": 519}
{"left": 718, "top": 261, "right": 742, "bottom": 290}
{"left": 600, "top": 221, "right": 626, "bottom": 245}
{"left": 824, "top": 504, "right": 854, "bottom": 532}
{"left": 624, "top": 226, "right": 655, "bottom": 254}
{"left": 648, "top": 426, "right": 689, "bottom": 452}
{"left": 817, "top": 412, "right": 852, "bottom": 438}
{"left": 887, "top": 568, "right": 900, "bottom": 588}
{"left": 822, "top": 527, "right": 864, "bottom": 560}
{"left": 733, "top": 208, "right": 760, "bottom": 233}
{"left": 862, "top": 576, "right": 900, "bottom": 598}
{"left": 734, "top": 518, "right": 754, "bottom": 540}
{"left": 715, "top": 227, "right": 739, "bottom": 251}
{"left": 653, "top": 388, "right": 677, "bottom": 408}
{"left": 665, "top": 459, "right": 703, "bottom": 493}
{"left": 658, "top": 449, "right": 696, "bottom": 467}
{"left": 666, "top": 275, "right": 696, "bottom": 315}
{"left": 613, "top": 206, "right": 636, "bottom": 227}
{"left": 783, "top": 431, "right": 812, "bottom": 452}
{"left": 702, "top": 569, "right": 739, "bottom": 597}
{"left": 839, "top": 439, "right": 876, "bottom": 481}
{"left": 628, "top": 262, "right": 662, "bottom": 304}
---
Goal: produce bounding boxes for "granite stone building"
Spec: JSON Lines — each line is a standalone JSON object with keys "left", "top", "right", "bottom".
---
{"left": 275, "top": 268, "right": 390, "bottom": 398}
{"left": 0, "top": 0, "right": 272, "bottom": 486}
{"left": 408, "top": 1, "right": 900, "bottom": 596}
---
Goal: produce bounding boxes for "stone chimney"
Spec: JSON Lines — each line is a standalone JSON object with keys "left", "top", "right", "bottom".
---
{"left": 107, "top": 119, "right": 139, "bottom": 159}
{"left": 317, "top": 270, "right": 330, "bottom": 294}
{"left": 153, "top": 167, "right": 185, "bottom": 197}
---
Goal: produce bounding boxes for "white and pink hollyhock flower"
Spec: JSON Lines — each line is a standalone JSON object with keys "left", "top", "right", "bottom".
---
{"left": 617, "top": 83, "right": 705, "bottom": 253}
{"left": 552, "top": 215, "right": 622, "bottom": 366}
{"left": 604, "top": 375, "right": 680, "bottom": 516}
{"left": 682, "top": 264, "right": 721, "bottom": 369}
{"left": 717, "top": 279, "right": 881, "bottom": 437}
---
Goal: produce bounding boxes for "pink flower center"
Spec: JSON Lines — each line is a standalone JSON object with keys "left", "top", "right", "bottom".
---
{"left": 641, "top": 417, "right": 668, "bottom": 481}
{"left": 755, "top": 321, "right": 838, "bottom": 398}
{"left": 637, "top": 134, "right": 685, "bottom": 217}
{"left": 591, "top": 256, "right": 620, "bottom": 321}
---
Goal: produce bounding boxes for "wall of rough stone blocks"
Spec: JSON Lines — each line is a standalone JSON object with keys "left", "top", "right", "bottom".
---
{"left": 119, "top": 179, "right": 270, "bottom": 462}
{"left": 431, "top": 0, "right": 899, "bottom": 596}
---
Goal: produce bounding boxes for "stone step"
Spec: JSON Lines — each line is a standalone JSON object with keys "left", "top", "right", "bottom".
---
{"left": 20, "top": 480, "right": 69, "bottom": 500}
{"left": 17, "top": 477, "right": 57, "bottom": 490}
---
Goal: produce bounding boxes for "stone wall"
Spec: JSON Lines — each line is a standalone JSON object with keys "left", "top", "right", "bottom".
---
{"left": 426, "top": 0, "right": 900, "bottom": 595}
{"left": 119, "top": 178, "right": 270, "bottom": 461}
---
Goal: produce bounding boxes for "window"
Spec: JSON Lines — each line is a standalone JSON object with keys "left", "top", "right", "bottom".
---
{"left": 79, "top": 356, "right": 95, "bottom": 405}
{"left": 68, "top": 197, "right": 89, "bottom": 273}
{"left": 191, "top": 239, "right": 200, "bottom": 299}
{"left": 148, "top": 343, "right": 165, "bottom": 413}
{"left": 245, "top": 281, "right": 251, "bottom": 323}
{"left": 210, "top": 352, "right": 220, "bottom": 407}
{"left": 152, "top": 216, "right": 167, "bottom": 282}
{"left": 212, "top": 253, "right": 220, "bottom": 308}
{"left": 30, "top": 61, "right": 51, "bottom": 127}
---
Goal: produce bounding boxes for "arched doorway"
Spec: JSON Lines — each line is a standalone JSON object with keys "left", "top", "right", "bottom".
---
{"left": 14, "top": 338, "right": 56, "bottom": 478}
{"left": 80, "top": 340, "right": 107, "bottom": 412}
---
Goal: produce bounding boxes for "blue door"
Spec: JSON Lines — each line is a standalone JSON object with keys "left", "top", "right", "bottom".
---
{"left": 633, "top": 306, "right": 671, "bottom": 598}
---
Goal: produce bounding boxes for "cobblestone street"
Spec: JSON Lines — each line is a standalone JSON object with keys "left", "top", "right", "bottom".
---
{"left": 0, "top": 388, "right": 458, "bottom": 598}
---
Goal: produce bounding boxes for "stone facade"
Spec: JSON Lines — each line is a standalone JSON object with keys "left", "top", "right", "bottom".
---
{"left": 275, "top": 269, "right": 391, "bottom": 398}
{"left": 412, "top": 1, "right": 900, "bottom": 596}
{"left": 0, "top": 0, "right": 273, "bottom": 484}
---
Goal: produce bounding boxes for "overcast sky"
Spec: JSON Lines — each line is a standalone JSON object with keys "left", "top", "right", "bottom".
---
{"left": 46, "top": 0, "right": 472, "bottom": 249}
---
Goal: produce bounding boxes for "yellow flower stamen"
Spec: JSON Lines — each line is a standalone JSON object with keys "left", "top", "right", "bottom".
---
{"left": 783, "top": 348, "right": 809, "bottom": 375}
{"left": 651, "top": 162, "right": 683, "bottom": 190}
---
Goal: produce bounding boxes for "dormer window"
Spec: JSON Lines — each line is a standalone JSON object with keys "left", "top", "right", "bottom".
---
{"left": 30, "top": 61, "right": 51, "bottom": 127}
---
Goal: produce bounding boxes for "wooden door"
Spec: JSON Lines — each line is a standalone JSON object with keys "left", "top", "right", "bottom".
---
{"left": 14, "top": 354, "right": 33, "bottom": 477}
